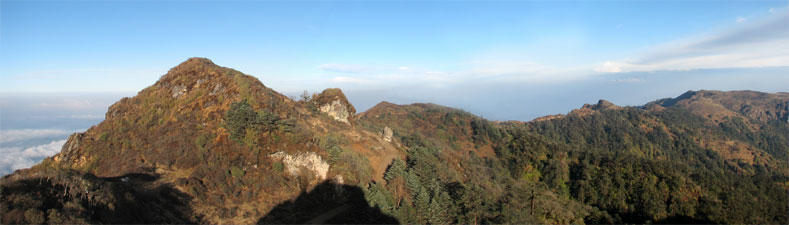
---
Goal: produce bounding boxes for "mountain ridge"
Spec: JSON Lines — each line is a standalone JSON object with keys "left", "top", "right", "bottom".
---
{"left": 2, "top": 58, "right": 787, "bottom": 224}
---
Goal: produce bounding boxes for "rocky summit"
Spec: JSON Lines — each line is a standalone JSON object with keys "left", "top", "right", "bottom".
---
{"left": 2, "top": 58, "right": 788, "bottom": 224}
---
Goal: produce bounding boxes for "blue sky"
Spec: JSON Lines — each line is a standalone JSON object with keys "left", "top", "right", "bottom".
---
{"left": 1, "top": 0, "right": 788, "bottom": 175}
{"left": 2, "top": 0, "right": 788, "bottom": 119}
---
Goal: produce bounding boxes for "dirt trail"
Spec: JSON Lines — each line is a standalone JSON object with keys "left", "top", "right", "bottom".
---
{"left": 350, "top": 132, "right": 404, "bottom": 182}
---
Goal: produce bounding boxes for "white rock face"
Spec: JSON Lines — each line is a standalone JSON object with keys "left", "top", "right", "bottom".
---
{"left": 382, "top": 127, "right": 393, "bottom": 142}
{"left": 334, "top": 175, "right": 344, "bottom": 184}
{"left": 319, "top": 100, "right": 351, "bottom": 124}
{"left": 270, "top": 151, "right": 330, "bottom": 180}
{"left": 209, "top": 83, "right": 224, "bottom": 96}
{"left": 171, "top": 84, "right": 187, "bottom": 98}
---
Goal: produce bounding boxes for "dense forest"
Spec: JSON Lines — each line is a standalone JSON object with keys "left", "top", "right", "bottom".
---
{"left": 358, "top": 101, "right": 788, "bottom": 224}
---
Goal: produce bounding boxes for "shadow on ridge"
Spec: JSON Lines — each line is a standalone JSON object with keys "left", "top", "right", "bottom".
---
{"left": 258, "top": 181, "right": 399, "bottom": 224}
{"left": 0, "top": 170, "right": 197, "bottom": 224}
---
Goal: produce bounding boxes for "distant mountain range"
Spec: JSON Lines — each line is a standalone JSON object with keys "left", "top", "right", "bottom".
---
{"left": 2, "top": 58, "right": 787, "bottom": 224}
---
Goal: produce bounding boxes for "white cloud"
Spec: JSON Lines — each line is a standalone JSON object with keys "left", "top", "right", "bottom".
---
{"left": 319, "top": 59, "right": 593, "bottom": 90}
{"left": 0, "top": 129, "right": 72, "bottom": 144}
{"left": 597, "top": 10, "right": 789, "bottom": 73}
{"left": 56, "top": 114, "right": 104, "bottom": 119}
{"left": 33, "top": 99, "right": 99, "bottom": 110}
{"left": 331, "top": 76, "right": 368, "bottom": 84}
{"left": 596, "top": 61, "right": 628, "bottom": 73}
{"left": 769, "top": 8, "right": 775, "bottom": 13}
{"left": 0, "top": 139, "right": 66, "bottom": 175}
{"left": 321, "top": 64, "right": 458, "bottom": 88}
{"left": 611, "top": 77, "right": 642, "bottom": 83}
{"left": 318, "top": 9, "right": 789, "bottom": 90}
{"left": 736, "top": 16, "right": 747, "bottom": 23}
{"left": 318, "top": 64, "right": 382, "bottom": 74}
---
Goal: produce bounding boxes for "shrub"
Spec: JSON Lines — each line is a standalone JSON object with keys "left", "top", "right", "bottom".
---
{"left": 230, "top": 167, "right": 245, "bottom": 178}
{"left": 224, "top": 100, "right": 282, "bottom": 144}
{"left": 224, "top": 100, "right": 258, "bottom": 142}
{"left": 24, "top": 209, "right": 45, "bottom": 224}
{"left": 195, "top": 133, "right": 210, "bottom": 149}
{"left": 273, "top": 162, "right": 284, "bottom": 172}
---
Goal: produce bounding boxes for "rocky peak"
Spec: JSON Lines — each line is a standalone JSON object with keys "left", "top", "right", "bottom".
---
{"left": 156, "top": 57, "right": 223, "bottom": 86}
{"left": 532, "top": 114, "right": 565, "bottom": 122}
{"left": 655, "top": 90, "right": 699, "bottom": 107}
{"left": 582, "top": 99, "right": 621, "bottom": 111}
{"left": 178, "top": 57, "right": 217, "bottom": 68}
{"left": 313, "top": 88, "right": 356, "bottom": 124}
{"left": 569, "top": 99, "right": 621, "bottom": 117}
{"left": 104, "top": 57, "right": 247, "bottom": 121}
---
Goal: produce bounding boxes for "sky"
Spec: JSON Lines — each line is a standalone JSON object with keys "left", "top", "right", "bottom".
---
{"left": 1, "top": 1, "right": 788, "bottom": 174}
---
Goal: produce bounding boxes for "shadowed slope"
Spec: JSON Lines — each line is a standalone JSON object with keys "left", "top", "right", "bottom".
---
{"left": 258, "top": 181, "right": 399, "bottom": 224}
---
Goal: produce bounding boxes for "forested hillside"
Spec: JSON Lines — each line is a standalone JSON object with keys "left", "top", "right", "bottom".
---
{"left": 2, "top": 58, "right": 786, "bottom": 224}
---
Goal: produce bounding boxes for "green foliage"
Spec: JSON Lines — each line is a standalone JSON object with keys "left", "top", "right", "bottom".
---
{"left": 317, "top": 133, "right": 348, "bottom": 150}
{"left": 273, "top": 162, "right": 284, "bottom": 172}
{"left": 719, "top": 116, "right": 789, "bottom": 160}
{"left": 195, "top": 132, "right": 210, "bottom": 149}
{"left": 233, "top": 73, "right": 258, "bottom": 108}
{"left": 361, "top": 104, "right": 789, "bottom": 224}
{"left": 223, "top": 100, "right": 284, "bottom": 144}
{"left": 470, "top": 117, "right": 502, "bottom": 145}
{"left": 384, "top": 159, "right": 406, "bottom": 182}
{"left": 326, "top": 146, "right": 372, "bottom": 185}
{"left": 523, "top": 107, "right": 789, "bottom": 224}
{"left": 224, "top": 100, "right": 258, "bottom": 142}
{"left": 365, "top": 182, "right": 395, "bottom": 215}
{"left": 230, "top": 166, "right": 245, "bottom": 178}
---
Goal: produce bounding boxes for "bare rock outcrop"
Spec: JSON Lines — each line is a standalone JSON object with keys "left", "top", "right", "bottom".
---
{"left": 582, "top": 99, "right": 621, "bottom": 111}
{"left": 381, "top": 126, "right": 393, "bottom": 142}
{"left": 52, "top": 133, "right": 88, "bottom": 167}
{"left": 269, "top": 151, "right": 330, "bottom": 180}
{"left": 313, "top": 88, "right": 356, "bottom": 125}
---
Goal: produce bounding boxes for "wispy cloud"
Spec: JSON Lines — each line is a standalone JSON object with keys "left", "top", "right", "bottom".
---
{"left": 0, "top": 139, "right": 66, "bottom": 175}
{"left": 0, "top": 129, "right": 72, "bottom": 144}
{"left": 319, "top": 59, "right": 592, "bottom": 89}
{"left": 321, "top": 11, "right": 789, "bottom": 85}
{"left": 611, "top": 77, "right": 642, "bottom": 83}
{"left": 319, "top": 63, "right": 458, "bottom": 88}
{"left": 56, "top": 114, "right": 104, "bottom": 119}
{"left": 32, "top": 99, "right": 101, "bottom": 110}
{"left": 330, "top": 76, "right": 368, "bottom": 84}
{"left": 318, "top": 64, "right": 380, "bottom": 74}
{"left": 596, "top": 9, "right": 789, "bottom": 73}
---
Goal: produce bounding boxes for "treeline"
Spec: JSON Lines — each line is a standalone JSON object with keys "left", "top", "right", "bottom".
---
{"left": 520, "top": 107, "right": 788, "bottom": 223}
{"left": 362, "top": 106, "right": 788, "bottom": 224}
{"left": 365, "top": 133, "right": 589, "bottom": 224}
